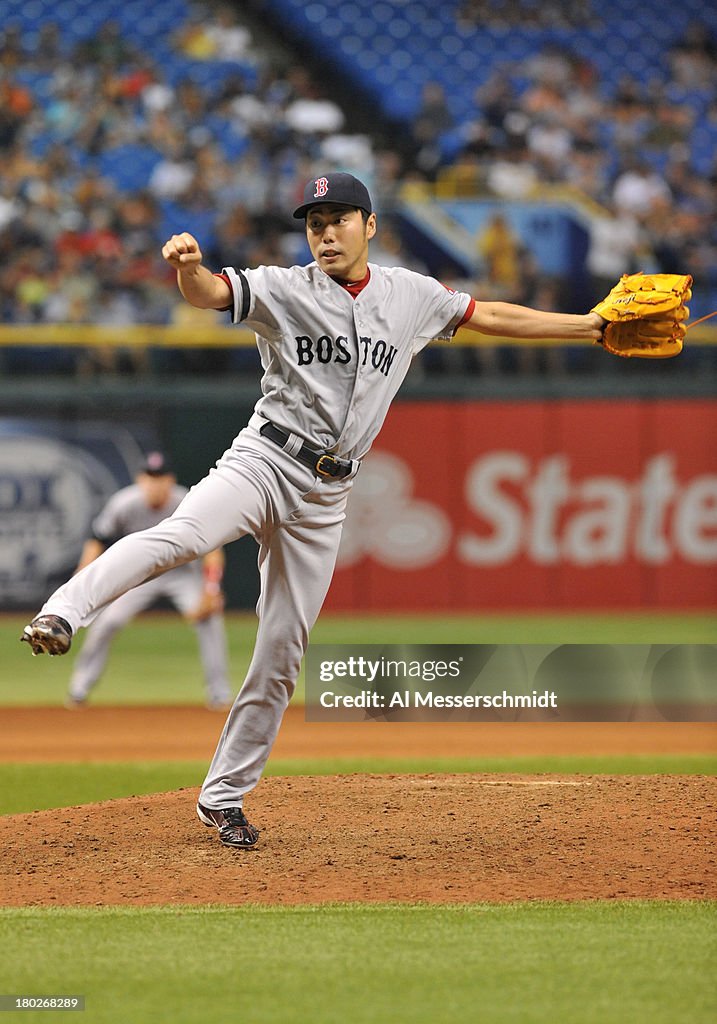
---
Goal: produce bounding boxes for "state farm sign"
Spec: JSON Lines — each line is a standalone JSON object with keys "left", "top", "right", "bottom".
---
{"left": 458, "top": 453, "right": 717, "bottom": 566}
{"left": 328, "top": 399, "right": 717, "bottom": 610}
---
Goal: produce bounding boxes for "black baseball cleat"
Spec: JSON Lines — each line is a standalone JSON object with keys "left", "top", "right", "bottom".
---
{"left": 196, "top": 802, "right": 259, "bottom": 849}
{"left": 20, "top": 615, "right": 73, "bottom": 657}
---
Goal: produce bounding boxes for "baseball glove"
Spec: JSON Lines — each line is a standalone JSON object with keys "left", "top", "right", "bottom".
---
{"left": 591, "top": 272, "right": 692, "bottom": 358}
{"left": 186, "top": 588, "right": 225, "bottom": 623}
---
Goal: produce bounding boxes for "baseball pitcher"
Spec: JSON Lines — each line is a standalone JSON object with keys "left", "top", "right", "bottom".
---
{"left": 22, "top": 173, "right": 689, "bottom": 849}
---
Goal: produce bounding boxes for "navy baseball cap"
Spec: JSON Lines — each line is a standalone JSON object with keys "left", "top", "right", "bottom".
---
{"left": 293, "top": 172, "right": 373, "bottom": 219}
{"left": 140, "top": 451, "right": 174, "bottom": 477}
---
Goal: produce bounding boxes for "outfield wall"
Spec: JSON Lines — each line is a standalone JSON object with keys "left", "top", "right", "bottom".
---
{"left": 327, "top": 398, "right": 717, "bottom": 610}
{"left": 1, "top": 380, "right": 715, "bottom": 611}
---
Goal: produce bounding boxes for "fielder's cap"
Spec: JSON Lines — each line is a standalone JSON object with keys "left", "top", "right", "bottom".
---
{"left": 293, "top": 172, "right": 373, "bottom": 219}
{"left": 140, "top": 451, "right": 174, "bottom": 477}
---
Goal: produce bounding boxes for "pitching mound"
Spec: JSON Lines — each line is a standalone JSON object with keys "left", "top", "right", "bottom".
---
{"left": 3, "top": 773, "right": 715, "bottom": 906}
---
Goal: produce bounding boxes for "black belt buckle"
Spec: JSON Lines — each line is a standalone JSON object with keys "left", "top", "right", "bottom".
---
{"left": 316, "top": 453, "right": 340, "bottom": 477}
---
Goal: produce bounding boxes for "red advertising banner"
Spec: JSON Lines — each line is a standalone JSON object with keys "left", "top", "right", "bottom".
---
{"left": 326, "top": 399, "right": 717, "bottom": 610}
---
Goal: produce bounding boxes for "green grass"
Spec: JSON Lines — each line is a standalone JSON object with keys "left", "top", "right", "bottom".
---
{"left": 0, "top": 761, "right": 204, "bottom": 815}
{"left": 2, "top": 612, "right": 715, "bottom": 706}
{"left": 3, "top": 611, "right": 714, "bottom": 1021}
{"left": 0, "top": 613, "right": 258, "bottom": 707}
{"left": 311, "top": 613, "right": 717, "bottom": 645}
{"left": 1, "top": 754, "right": 714, "bottom": 816}
{"left": 0, "top": 902, "right": 714, "bottom": 1024}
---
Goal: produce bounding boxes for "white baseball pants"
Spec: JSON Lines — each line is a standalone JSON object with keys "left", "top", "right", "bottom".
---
{"left": 42, "top": 421, "right": 354, "bottom": 806}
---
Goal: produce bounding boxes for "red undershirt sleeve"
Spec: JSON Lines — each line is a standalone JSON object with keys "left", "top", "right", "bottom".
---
{"left": 213, "top": 272, "right": 233, "bottom": 312}
{"left": 456, "top": 297, "right": 475, "bottom": 330}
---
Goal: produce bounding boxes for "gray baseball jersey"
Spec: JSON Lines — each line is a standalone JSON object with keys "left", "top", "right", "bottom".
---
{"left": 221, "top": 262, "right": 472, "bottom": 460}
{"left": 92, "top": 483, "right": 193, "bottom": 559}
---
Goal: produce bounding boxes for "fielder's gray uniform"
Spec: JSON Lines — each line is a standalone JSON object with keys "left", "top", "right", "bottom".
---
{"left": 40, "top": 262, "right": 471, "bottom": 806}
{"left": 67, "top": 484, "right": 232, "bottom": 707}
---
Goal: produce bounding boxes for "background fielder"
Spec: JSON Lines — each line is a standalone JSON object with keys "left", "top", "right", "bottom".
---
{"left": 65, "top": 451, "right": 232, "bottom": 710}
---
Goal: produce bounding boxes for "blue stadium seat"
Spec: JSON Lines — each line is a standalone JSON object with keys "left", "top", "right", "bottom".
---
{"left": 5, "top": 0, "right": 715, "bottom": 346}
{"left": 219, "top": 134, "right": 251, "bottom": 161}
{"left": 666, "top": 84, "right": 713, "bottom": 114}
{"left": 372, "top": 35, "right": 397, "bottom": 58}
{"left": 690, "top": 127, "right": 717, "bottom": 175}
{"left": 96, "top": 145, "right": 163, "bottom": 192}
{"left": 355, "top": 51, "right": 382, "bottom": 73}
{"left": 258, "top": 0, "right": 717, "bottom": 196}
{"left": 304, "top": 3, "right": 328, "bottom": 24}
{"left": 158, "top": 200, "right": 218, "bottom": 253}
{"left": 341, "top": 35, "right": 364, "bottom": 57}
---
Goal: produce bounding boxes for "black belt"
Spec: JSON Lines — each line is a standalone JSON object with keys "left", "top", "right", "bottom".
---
{"left": 259, "top": 422, "right": 354, "bottom": 479}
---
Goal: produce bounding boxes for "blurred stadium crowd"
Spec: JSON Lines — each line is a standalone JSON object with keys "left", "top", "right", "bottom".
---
{"left": 0, "top": 0, "right": 715, "bottom": 375}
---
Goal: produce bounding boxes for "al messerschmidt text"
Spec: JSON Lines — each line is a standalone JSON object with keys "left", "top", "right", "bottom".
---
{"left": 319, "top": 689, "right": 558, "bottom": 709}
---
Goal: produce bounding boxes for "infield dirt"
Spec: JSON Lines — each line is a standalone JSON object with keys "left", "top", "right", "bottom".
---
{"left": 2, "top": 774, "right": 715, "bottom": 906}
{"left": 1, "top": 706, "right": 715, "bottom": 762}
{"left": 1, "top": 708, "right": 715, "bottom": 907}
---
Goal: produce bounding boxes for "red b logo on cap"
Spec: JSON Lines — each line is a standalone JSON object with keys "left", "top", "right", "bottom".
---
{"left": 313, "top": 177, "right": 329, "bottom": 199}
